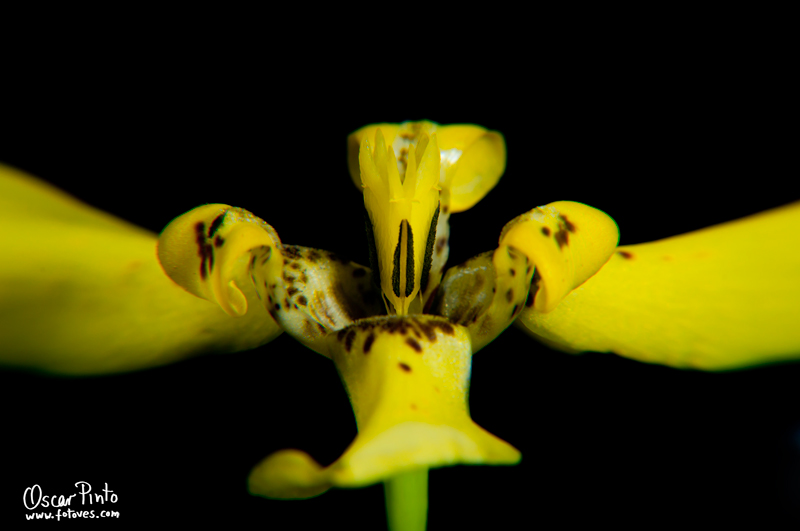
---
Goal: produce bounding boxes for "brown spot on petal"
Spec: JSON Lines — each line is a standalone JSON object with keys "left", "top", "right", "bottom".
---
{"left": 399, "top": 362, "right": 412, "bottom": 372}
{"left": 207, "top": 211, "right": 227, "bottom": 238}
{"left": 541, "top": 226, "right": 551, "bottom": 237}
{"left": 344, "top": 329, "right": 356, "bottom": 352}
{"left": 195, "top": 221, "right": 214, "bottom": 280}
{"left": 617, "top": 250, "right": 634, "bottom": 259}
{"left": 406, "top": 337, "right": 423, "bottom": 353}
{"left": 433, "top": 321, "right": 455, "bottom": 336}
{"left": 363, "top": 332, "right": 375, "bottom": 354}
{"left": 436, "top": 237, "right": 448, "bottom": 255}
{"left": 282, "top": 246, "right": 302, "bottom": 259}
{"left": 417, "top": 321, "right": 437, "bottom": 342}
{"left": 526, "top": 270, "right": 541, "bottom": 308}
{"left": 560, "top": 214, "right": 576, "bottom": 233}
{"left": 506, "top": 288, "right": 514, "bottom": 303}
{"left": 555, "top": 228, "right": 569, "bottom": 249}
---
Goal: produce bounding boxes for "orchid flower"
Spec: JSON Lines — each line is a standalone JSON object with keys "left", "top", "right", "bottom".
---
{"left": 2, "top": 120, "right": 800, "bottom": 530}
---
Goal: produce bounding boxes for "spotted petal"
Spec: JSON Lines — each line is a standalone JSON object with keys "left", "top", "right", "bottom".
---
{"left": 265, "top": 245, "right": 384, "bottom": 357}
{"left": 248, "top": 315, "right": 520, "bottom": 499}
{"left": 513, "top": 201, "right": 800, "bottom": 371}
{"left": 0, "top": 164, "right": 282, "bottom": 375}
{"left": 499, "top": 201, "right": 620, "bottom": 313}
{"left": 157, "top": 203, "right": 283, "bottom": 317}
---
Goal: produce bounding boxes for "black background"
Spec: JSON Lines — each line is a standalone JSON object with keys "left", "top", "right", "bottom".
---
{"left": 2, "top": 30, "right": 799, "bottom": 529}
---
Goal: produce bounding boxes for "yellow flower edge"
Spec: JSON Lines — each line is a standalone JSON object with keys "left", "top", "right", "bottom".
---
{"left": 0, "top": 163, "right": 282, "bottom": 375}
{"left": 517, "top": 200, "right": 800, "bottom": 371}
{"left": 248, "top": 315, "right": 520, "bottom": 499}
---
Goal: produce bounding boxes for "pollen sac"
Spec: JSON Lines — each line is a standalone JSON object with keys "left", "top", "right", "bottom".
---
{"left": 359, "top": 127, "right": 441, "bottom": 315}
{"left": 351, "top": 121, "right": 508, "bottom": 315}
{"left": 429, "top": 245, "right": 534, "bottom": 353}
{"left": 266, "top": 246, "right": 384, "bottom": 357}
{"left": 157, "top": 204, "right": 283, "bottom": 317}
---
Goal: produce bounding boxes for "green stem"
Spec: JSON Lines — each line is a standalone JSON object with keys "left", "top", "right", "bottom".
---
{"left": 384, "top": 467, "right": 429, "bottom": 531}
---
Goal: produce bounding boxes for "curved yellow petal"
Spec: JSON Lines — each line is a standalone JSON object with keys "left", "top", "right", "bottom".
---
{"left": 516, "top": 201, "right": 800, "bottom": 371}
{"left": 248, "top": 449, "right": 331, "bottom": 499}
{"left": 0, "top": 164, "right": 282, "bottom": 375}
{"left": 248, "top": 315, "right": 520, "bottom": 499}
{"left": 348, "top": 121, "right": 506, "bottom": 214}
{"left": 441, "top": 127, "right": 506, "bottom": 213}
{"left": 158, "top": 204, "right": 283, "bottom": 317}
{"left": 499, "top": 201, "right": 620, "bottom": 313}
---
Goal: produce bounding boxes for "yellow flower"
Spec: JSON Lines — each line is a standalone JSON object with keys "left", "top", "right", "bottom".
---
{"left": 2, "top": 121, "right": 799, "bottom": 530}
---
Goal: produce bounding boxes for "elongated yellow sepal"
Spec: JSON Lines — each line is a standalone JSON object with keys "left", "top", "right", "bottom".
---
{"left": 516, "top": 201, "right": 800, "bottom": 371}
{"left": 499, "top": 201, "right": 620, "bottom": 313}
{"left": 0, "top": 164, "right": 282, "bottom": 375}
{"left": 248, "top": 315, "right": 520, "bottom": 499}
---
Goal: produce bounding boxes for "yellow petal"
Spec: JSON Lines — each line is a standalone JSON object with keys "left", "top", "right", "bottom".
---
{"left": 516, "top": 201, "right": 800, "bottom": 371}
{"left": 0, "top": 164, "right": 282, "bottom": 375}
{"left": 248, "top": 449, "right": 331, "bottom": 499}
{"left": 157, "top": 204, "right": 283, "bottom": 317}
{"left": 442, "top": 128, "right": 506, "bottom": 213}
{"left": 248, "top": 315, "right": 520, "bottom": 498}
{"left": 499, "top": 201, "right": 620, "bottom": 313}
{"left": 429, "top": 244, "right": 535, "bottom": 353}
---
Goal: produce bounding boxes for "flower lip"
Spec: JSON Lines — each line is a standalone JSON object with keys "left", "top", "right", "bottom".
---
{"left": 248, "top": 313, "right": 520, "bottom": 499}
